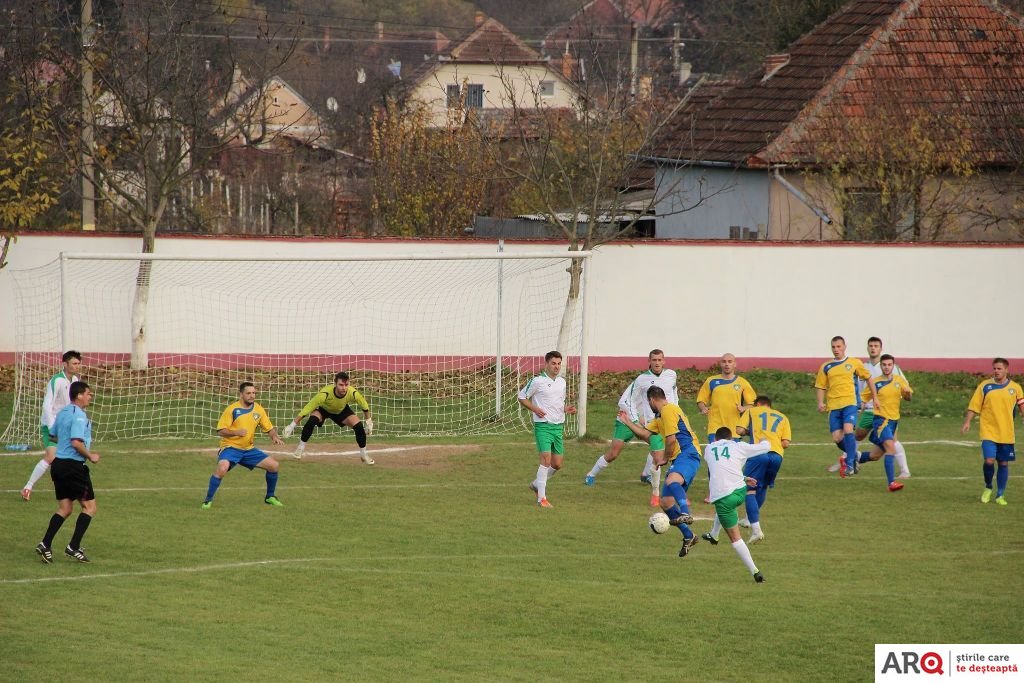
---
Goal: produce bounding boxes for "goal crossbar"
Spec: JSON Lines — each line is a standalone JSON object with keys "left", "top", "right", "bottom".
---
{"left": 60, "top": 251, "right": 593, "bottom": 262}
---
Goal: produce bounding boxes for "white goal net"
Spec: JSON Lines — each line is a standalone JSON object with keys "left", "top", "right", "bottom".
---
{"left": 1, "top": 251, "right": 589, "bottom": 443}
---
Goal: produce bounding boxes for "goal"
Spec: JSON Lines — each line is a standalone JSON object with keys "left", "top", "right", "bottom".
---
{"left": 1, "top": 250, "right": 590, "bottom": 443}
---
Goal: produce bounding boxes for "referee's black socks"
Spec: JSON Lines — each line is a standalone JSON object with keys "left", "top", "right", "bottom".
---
{"left": 42, "top": 513, "right": 66, "bottom": 548}
{"left": 69, "top": 513, "right": 92, "bottom": 550}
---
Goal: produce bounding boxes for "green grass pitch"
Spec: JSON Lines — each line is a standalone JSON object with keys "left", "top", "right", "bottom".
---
{"left": 1, "top": 372, "right": 1022, "bottom": 681}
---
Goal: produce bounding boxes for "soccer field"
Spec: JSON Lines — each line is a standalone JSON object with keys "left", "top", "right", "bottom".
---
{"left": 1, "top": 382, "right": 1022, "bottom": 681}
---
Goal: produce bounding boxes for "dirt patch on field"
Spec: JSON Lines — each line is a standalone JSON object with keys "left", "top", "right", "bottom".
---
{"left": 277, "top": 443, "right": 481, "bottom": 472}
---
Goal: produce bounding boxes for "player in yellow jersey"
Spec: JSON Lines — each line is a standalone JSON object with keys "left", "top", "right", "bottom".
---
{"left": 720, "top": 395, "right": 792, "bottom": 544}
{"left": 619, "top": 386, "right": 702, "bottom": 558}
{"left": 697, "top": 353, "right": 757, "bottom": 443}
{"left": 284, "top": 371, "right": 375, "bottom": 464}
{"left": 857, "top": 355, "right": 913, "bottom": 492}
{"left": 815, "top": 336, "right": 877, "bottom": 478}
{"left": 696, "top": 353, "right": 756, "bottom": 502}
{"left": 202, "top": 382, "right": 285, "bottom": 509}
{"left": 962, "top": 358, "right": 1024, "bottom": 505}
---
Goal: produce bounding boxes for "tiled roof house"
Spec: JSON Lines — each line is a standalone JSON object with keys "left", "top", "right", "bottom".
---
{"left": 402, "top": 14, "right": 582, "bottom": 129}
{"left": 646, "top": 0, "right": 1024, "bottom": 240}
{"left": 543, "top": 0, "right": 689, "bottom": 90}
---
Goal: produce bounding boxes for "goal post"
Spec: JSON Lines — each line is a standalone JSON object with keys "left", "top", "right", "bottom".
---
{"left": 1, "top": 250, "right": 591, "bottom": 443}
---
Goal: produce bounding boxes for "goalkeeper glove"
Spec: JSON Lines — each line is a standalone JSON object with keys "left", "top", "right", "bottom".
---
{"left": 365, "top": 418, "right": 374, "bottom": 435}
{"left": 282, "top": 422, "right": 296, "bottom": 438}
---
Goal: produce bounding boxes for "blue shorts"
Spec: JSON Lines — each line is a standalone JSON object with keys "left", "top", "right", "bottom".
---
{"left": 981, "top": 441, "right": 1016, "bottom": 462}
{"left": 664, "top": 448, "right": 701, "bottom": 490}
{"left": 744, "top": 452, "right": 783, "bottom": 490}
{"left": 869, "top": 416, "right": 899, "bottom": 447}
{"left": 218, "top": 447, "right": 269, "bottom": 470}
{"left": 828, "top": 405, "right": 859, "bottom": 432}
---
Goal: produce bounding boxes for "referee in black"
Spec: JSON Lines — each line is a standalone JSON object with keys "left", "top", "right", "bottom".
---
{"left": 35, "top": 381, "right": 100, "bottom": 563}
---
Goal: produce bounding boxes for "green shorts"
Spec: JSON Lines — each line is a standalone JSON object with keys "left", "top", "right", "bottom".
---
{"left": 39, "top": 425, "right": 57, "bottom": 447}
{"left": 533, "top": 422, "right": 565, "bottom": 455}
{"left": 612, "top": 420, "right": 636, "bottom": 443}
{"left": 713, "top": 487, "right": 748, "bottom": 528}
{"left": 857, "top": 410, "right": 874, "bottom": 431}
{"left": 649, "top": 434, "right": 665, "bottom": 451}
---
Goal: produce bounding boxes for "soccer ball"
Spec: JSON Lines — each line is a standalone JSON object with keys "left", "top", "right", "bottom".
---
{"left": 648, "top": 511, "right": 670, "bottom": 534}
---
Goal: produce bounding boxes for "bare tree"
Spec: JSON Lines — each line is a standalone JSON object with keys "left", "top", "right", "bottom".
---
{"left": 19, "top": 0, "right": 301, "bottom": 367}
{"left": 466, "top": 62, "right": 712, "bottom": 349}
{"left": 802, "top": 87, "right": 999, "bottom": 241}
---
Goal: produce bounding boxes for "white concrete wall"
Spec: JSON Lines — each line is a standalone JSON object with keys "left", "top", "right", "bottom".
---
{"left": 2, "top": 234, "right": 1021, "bottom": 366}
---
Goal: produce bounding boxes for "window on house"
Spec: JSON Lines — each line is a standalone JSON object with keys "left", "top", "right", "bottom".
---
{"left": 844, "top": 190, "right": 882, "bottom": 239}
{"left": 465, "top": 84, "right": 484, "bottom": 109}
{"left": 272, "top": 95, "right": 280, "bottom": 106}
{"left": 539, "top": 80, "right": 555, "bottom": 97}
{"left": 446, "top": 84, "right": 460, "bottom": 108}
{"left": 845, "top": 189, "right": 913, "bottom": 239}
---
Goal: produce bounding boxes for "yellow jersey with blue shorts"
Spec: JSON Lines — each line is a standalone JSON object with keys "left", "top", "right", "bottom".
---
{"left": 696, "top": 374, "right": 756, "bottom": 438}
{"left": 218, "top": 401, "right": 274, "bottom": 451}
{"left": 862, "top": 375, "right": 911, "bottom": 446}
{"left": 647, "top": 403, "right": 702, "bottom": 488}
{"left": 968, "top": 379, "right": 1024, "bottom": 445}
{"left": 741, "top": 406, "right": 791, "bottom": 456}
{"left": 815, "top": 357, "right": 872, "bottom": 410}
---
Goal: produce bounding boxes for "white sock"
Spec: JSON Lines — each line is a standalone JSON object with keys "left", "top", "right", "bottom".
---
{"left": 894, "top": 441, "right": 909, "bottom": 474}
{"left": 587, "top": 455, "right": 609, "bottom": 478}
{"left": 359, "top": 447, "right": 367, "bottom": 456}
{"left": 651, "top": 465, "right": 661, "bottom": 494}
{"left": 751, "top": 521, "right": 763, "bottom": 536}
{"left": 642, "top": 453, "right": 654, "bottom": 477}
{"left": 731, "top": 539, "right": 759, "bottom": 574}
{"left": 295, "top": 441, "right": 306, "bottom": 451}
{"left": 710, "top": 515, "right": 722, "bottom": 539}
{"left": 26, "top": 459, "right": 51, "bottom": 489}
{"left": 546, "top": 466, "right": 559, "bottom": 478}
{"left": 535, "top": 465, "right": 549, "bottom": 501}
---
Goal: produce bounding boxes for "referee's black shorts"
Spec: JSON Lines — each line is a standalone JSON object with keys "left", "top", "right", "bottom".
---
{"left": 50, "top": 458, "right": 95, "bottom": 501}
{"left": 316, "top": 405, "right": 355, "bottom": 425}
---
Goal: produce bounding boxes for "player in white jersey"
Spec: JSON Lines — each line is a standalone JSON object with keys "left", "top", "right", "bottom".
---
{"left": 702, "top": 426, "right": 769, "bottom": 583}
{"left": 630, "top": 351, "right": 678, "bottom": 505}
{"left": 518, "top": 351, "right": 576, "bottom": 508}
{"left": 22, "top": 351, "right": 82, "bottom": 501}
{"left": 829, "top": 337, "right": 911, "bottom": 477}
{"left": 584, "top": 350, "right": 676, "bottom": 503}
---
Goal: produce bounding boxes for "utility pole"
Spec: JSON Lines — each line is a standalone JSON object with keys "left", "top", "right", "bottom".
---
{"left": 81, "top": 0, "right": 95, "bottom": 231}
{"left": 672, "top": 23, "right": 681, "bottom": 84}
{"left": 629, "top": 22, "right": 639, "bottom": 99}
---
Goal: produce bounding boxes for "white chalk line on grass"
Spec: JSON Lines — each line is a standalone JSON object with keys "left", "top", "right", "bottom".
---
{"left": 0, "top": 558, "right": 332, "bottom": 585}
{"left": 2, "top": 473, "right": 1020, "bottom": 497}
{"left": 6, "top": 547, "right": 1022, "bottom": 587}
{"left": 1, "top": 445, "right": 443, "bottom": 458}
{"left": 0, "top": 439, "right": 988, "bottom": 458}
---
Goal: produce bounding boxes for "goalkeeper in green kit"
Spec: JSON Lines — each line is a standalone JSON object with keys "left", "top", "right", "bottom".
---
{"left": 283, "top": 372, "right": 375, "bottom": 464}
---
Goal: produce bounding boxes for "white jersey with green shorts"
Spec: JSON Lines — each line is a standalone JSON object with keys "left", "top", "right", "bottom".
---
{"left": 627, "top": 369, "right": 679, "bottom": 424}
{"left": 40, "top": 371, "right": 78, "bottom": 444}
{"left": 704, "top": 438, "right": 771, "bottom": 527}
{"left": 519, "top": 372, "right": 567, "bottom": 454}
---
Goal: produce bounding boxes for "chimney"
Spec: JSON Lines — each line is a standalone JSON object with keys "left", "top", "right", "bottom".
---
{"left": 761, "top": 53, "right": 789, "bottom": 81}
{"left": 561, "top": 53, "right": 575, "bottom": 80}
{"left": 376, "top": 21, "right": 384, "bottom": 40}
{"left": 475, "top": 11, "right": 485, "bottom": 27}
